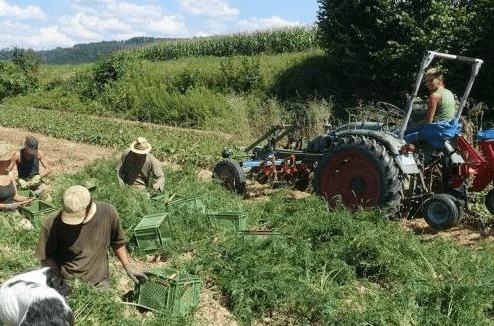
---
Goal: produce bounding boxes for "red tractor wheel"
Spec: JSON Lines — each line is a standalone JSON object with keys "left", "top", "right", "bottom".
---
{"left": 213, "top": 159, "right": 246, "bottom": 195}
{"left": 313, "top": 135, "right": 401, "bottom": 210}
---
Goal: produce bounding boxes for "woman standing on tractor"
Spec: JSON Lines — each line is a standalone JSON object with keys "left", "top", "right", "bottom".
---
{"left": 424, "top": 68, "right": 456, "bottom": 123}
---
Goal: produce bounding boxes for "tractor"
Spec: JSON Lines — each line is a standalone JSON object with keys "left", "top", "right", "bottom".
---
{"left": 213, "top": 50, "right": 492, "bottom": 230}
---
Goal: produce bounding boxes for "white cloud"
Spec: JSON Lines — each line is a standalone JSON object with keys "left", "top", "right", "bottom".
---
{"left": 0, "top": 0, "right": 46, "bottom": 20}
{"left": 179, "top": 0, "right": 240, "bottom": 19}
{"left": 27, "top": 27, "right": 75, "bottom": 49}
{"left": 0, "top": 21, "right": 72, "bottom": 50}
{"left": 0, "top": 20, "right": 32, "bottom": 31}
{"left": 106, "top": 1, "right": 164, "bottom": 20}
{"left": 2, "top": 0, "right": 301, "bottom": 50}
{"left": 145, "top": 16, "right": 187, "bottom": 35}
{"left": 236, "top": 16, "right": 301, "bottom": 32}
{"left": 64, "top": 12, "right": 130, "bottom": 33}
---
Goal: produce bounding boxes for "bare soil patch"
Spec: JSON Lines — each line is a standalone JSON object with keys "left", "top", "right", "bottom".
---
{"left": 0, "top": 126, "right": 117, "bottom": 178}
{"left": 400, "top": 217, "right": 492, "bottom": 246}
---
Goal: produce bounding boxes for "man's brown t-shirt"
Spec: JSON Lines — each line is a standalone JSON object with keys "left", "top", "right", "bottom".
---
{"left": 35, "top": 202, "right": 127, "bottom": 287}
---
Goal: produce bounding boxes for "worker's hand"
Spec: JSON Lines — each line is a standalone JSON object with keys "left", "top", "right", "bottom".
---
{"left": 19, "top": 198, "right": 35, "bottom": 206}
{"left": 125, "top": 267, "right": 149, "bottom": 284}
{"left": 4, "top": 203, "right": 18, "bottom": 211}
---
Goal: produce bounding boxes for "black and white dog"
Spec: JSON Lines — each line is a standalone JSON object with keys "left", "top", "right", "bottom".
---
{"left": 0, "top": 267, "right": 73, "bottom": 326}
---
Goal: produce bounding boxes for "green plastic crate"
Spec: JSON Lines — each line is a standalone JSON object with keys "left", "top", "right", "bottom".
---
{"left": 168, "top": 196, "right": 208, "bottom": 228}
{"left": 134, "top": 213, "right": 171, "bottom": 252}
{"left": 208, "top": 211, "right": 248, "bottom": 232}
{"left": 167, "top": 196, "right": 206, "bottom": 215}
{"left": 19, "top": 200, "right": 56, "bottom": 223}
{"left": 134, "top": 268, "right": 202, "bottom": 316}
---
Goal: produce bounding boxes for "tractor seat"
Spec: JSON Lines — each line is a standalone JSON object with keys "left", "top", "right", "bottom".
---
{"left": 476, "top": 129, "right": 494, "bottom": 140}
{"left": 404, "top": 120, "right": 462, "bottom": 148}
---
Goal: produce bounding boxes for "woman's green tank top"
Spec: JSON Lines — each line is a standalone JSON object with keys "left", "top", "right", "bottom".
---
{"left": 434, "top": 87, "right": 456, "bottom": 121}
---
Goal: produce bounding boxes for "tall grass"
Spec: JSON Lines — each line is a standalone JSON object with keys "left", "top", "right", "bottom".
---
{"left": 4, "top": 48, "right": 329, "bottom": 140}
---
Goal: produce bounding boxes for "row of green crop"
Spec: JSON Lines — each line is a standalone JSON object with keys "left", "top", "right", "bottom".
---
{"left": 140, "top": 26, "right": 319, "bottom": 61}
{"left": 0, "top": 104, "right": 233, "bottom": 167}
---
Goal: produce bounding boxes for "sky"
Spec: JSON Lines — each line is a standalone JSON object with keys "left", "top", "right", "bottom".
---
{"left": 0, "top": 0, "right": 319, "bottom": 50}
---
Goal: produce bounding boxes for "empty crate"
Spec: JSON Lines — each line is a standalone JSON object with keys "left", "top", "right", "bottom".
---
{"left": 134, "top": 213, "right": 171, "bottom": 252}
{"left": 167, "top": 196, "right": 206, "bottom": 215}
{"left": 207, "top": 211, "right": 248, "bottom": 232}
{"left": 133, "top": 268, "right": 202, "bottom": 316}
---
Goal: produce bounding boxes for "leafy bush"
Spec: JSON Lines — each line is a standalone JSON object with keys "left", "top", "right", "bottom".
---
{"left": 175, "top": 70, "right": 198, "bottom": 94}
{"left": 92, "top": 53, "right": 127, "bottom": 91}
{"left": 316, "top": 0, "right": 494, "bottom": 108}
{"left": 219, "top": 56, "right": 263, "bottom": 94}
{"left": 0, "top": 48, "right": 40, "bottom": 100}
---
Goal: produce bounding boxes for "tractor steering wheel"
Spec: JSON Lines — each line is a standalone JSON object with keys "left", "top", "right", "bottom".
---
{"left": 376, "top": 102, "right": 406, "bottom": 118}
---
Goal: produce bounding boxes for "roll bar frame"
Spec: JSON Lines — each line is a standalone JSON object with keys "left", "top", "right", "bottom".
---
{"left": 399, "top": 51, "right": 483, "bottom": 138}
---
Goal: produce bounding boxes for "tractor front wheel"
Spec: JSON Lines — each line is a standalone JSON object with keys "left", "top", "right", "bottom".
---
{"left": 423, "top": 193, "right": 460, "bottom": 229}
{"left": 213, "top": 159, "right": 246, "bottom": 195}
{"left": 313, "top": 135, "right": 402, "bottom": 210}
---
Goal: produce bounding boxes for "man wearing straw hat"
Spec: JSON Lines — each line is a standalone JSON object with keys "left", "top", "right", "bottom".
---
{"left": 116, "top": 137, "right": 165, "bottom": 192}
{"left": 35, "top": 185, "right": 148, "bottom": 287}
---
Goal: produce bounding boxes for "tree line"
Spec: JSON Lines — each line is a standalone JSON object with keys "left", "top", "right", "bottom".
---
{"left": 0, "top": 37, "right": 164, "bottom": 65}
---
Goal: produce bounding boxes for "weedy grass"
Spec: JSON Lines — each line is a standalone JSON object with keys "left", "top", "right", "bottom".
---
{"left": 188, "top": 191, "right": 494, "bottom": 325}
{"left": 2, "top": 153, "right": 494, "bottom": 325}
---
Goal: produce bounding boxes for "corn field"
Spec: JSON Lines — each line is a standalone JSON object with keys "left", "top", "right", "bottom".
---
{"left": 141, "top": 26, "right": 319, "bottom": 61}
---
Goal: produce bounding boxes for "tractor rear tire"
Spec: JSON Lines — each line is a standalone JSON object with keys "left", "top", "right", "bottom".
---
{"left": 485, "top": 188, "right": 494, "bottom": 215}
{"left": 422, "top": 193, "right": 460, "bottom": 229}
{"left": 313, "top": 135, "right": 402, "bottom": 210}
{"left": 213, "top": 159, "right": 246, "bottom": 195}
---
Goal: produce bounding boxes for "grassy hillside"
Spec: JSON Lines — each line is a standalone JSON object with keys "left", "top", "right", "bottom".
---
{"left": 1, "top": 27, "right": 330, "bottom": 142}
{"left": 4, "top": 48, "right": 330, "bottom": 139}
